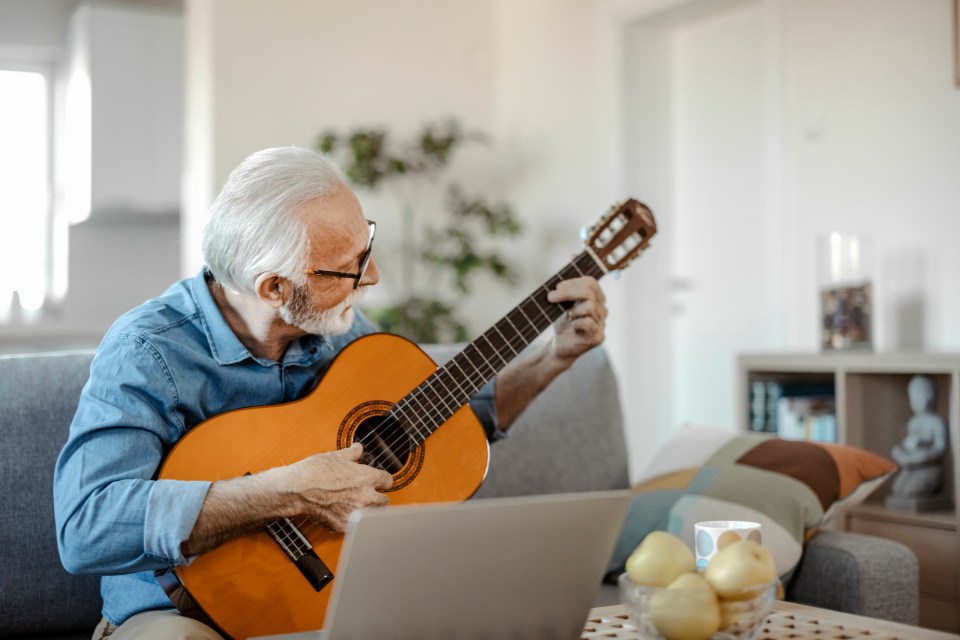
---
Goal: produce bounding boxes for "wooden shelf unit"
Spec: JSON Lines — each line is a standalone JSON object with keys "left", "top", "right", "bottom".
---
{"left": 736, "top": 352, "right": 960, "bottom": 633}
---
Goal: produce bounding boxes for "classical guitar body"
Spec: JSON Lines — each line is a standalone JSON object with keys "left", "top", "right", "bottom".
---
{"left": 158, "top": 334, "right": 490, "bottom": 639}
{"left": 157, "top": 198, "right": 657, "bottom": 639}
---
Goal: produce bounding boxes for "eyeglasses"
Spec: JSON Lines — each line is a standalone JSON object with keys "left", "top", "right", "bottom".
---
{"left": 304, "top": 220, "right": 376, "bottom": 289}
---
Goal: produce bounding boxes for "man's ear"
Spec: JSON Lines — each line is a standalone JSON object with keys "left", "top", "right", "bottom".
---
{"left": 254, "top": 273, "right": 290, "bottom": 309}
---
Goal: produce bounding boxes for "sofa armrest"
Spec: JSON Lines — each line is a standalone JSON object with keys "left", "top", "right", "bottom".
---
{"left": 786, "top": 530, "right": 918, "bottom": 625}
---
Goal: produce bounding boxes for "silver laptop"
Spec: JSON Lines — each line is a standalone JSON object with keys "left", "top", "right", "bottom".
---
{"left": 255, "top": 490, "right": 629, "bottom": 640}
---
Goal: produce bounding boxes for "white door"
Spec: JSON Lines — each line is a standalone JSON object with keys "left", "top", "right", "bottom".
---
{"left": 616, "top": 0, "right": 784, "bottom": 474}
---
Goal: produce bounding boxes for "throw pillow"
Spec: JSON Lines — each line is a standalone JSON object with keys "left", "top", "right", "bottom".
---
{"left": 608, "top": 428, "right": 896, "bottom": 583}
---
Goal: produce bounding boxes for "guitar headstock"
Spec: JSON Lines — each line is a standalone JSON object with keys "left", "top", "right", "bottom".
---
{"left": 585, "top": 199, "right": 657, "bottom": 272}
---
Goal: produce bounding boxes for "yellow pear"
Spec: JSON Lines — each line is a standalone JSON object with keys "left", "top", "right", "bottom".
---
{"left": 703, "top": 540, "right": 776, "bottom": 599}
{"left": 625, "top": 531, "right": 696, "bottom": 587}
{"left": 648, "top": 572, "right": 721, "bottom": 640}
{"left": 717, "top": 577, "right": 780, "bottom": 630}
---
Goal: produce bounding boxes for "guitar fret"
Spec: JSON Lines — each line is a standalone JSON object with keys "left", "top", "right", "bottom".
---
{"left": 479, "top": 334, "right": 508, "bottom": 369}
{"left": 436, "top": 363, "right": 467, "bottom": 398}
{"left": 491, "top": 324, "right": 519, "bottom": 358}
{"left": 402, "top": 371, "right": 466, "bottom": 440}
{"left": 390, "top": 403, "right": 430, "bottom": 443}
{"left": 529, "top": 288, "right": 555, "bottom": 325}
{"left": 447, "top": 359, "right": 482, "bottom": 396}
{"left": 399, "top": 391, "right": 443, "bottom": 437}
{"left": 513, "top": 305, "right": 538, "bottom": 335}
{"left": 267, "top": 519, "right": 309, "bottom": 561}
{"left": 501, "top": 314, "right": 524, "bottom": 348}
{"left": 528, "top": 289, "right": 556, "bottom": 326}
{"left": 470, "top": 339, "right": 497, "bottom": 372}
{"left": 395, "top": 395, "right": 433, "bottom": 440}
{"left": 446, "top": 352, "right": 488, "bottom": 403}
{"left": 409, "top": 385, "right": 443, "bottom": 421}
{"left": 421, "top": 379, "right": 458, "bottom": 420}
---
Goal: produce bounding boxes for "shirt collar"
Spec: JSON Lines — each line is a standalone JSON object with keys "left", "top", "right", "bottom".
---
{"left": 190, "top": 269, "right": 251, "bottom": 365}
{"left": 190, "top": 268, "right": 326, "bottom": 368}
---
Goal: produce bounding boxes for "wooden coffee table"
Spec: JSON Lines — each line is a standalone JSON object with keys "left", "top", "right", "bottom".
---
{"left": 582, "top": 601, "right": 960, "bottom": 640}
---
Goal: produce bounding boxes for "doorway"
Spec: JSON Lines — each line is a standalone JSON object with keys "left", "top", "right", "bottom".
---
{"left": 616, "top": 0, "right": 785, "bottom": 473}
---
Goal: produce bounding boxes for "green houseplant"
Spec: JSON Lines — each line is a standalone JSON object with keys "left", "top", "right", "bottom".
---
{"left": 316, "top": 119, "right": 522, "bottom": 343}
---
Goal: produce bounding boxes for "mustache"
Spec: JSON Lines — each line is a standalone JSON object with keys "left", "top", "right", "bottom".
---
{"left": 344, "top": 286, "right": 366, "bottom": 306}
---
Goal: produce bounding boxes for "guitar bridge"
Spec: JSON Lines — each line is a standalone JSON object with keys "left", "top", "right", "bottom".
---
{"left": 266, "top": 517, "right": 334, "bottom": 592}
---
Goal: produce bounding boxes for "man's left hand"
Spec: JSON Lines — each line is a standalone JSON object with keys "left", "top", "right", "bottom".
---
{"left": 491, "top": 276, "right": 607, "bottom": 430}
{"left": 546, "top": 276, "right": 607, "bottom": 363}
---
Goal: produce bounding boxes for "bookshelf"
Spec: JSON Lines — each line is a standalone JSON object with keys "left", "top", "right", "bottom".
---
{"left": 737, "top": 352, "right": 960, "bottom": 632}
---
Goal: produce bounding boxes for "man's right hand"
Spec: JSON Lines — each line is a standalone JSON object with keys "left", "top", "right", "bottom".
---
{"left": 281, "top": 442, "right": 393, "bottom": 533}
{"left": 182, "top": 442, "right": 393, "bottom": 558}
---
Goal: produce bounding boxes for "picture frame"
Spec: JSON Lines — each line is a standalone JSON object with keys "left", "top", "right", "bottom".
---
{"left": 820, "top": 282, "right": 873, "bottom": 351}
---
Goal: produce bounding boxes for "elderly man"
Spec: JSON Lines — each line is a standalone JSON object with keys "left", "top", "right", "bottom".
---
{"left": 53, "top": 147, "right": 607, "bottom": 640}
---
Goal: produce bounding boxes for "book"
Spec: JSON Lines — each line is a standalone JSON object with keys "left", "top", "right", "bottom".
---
{"left": 776, "top": 395, "right": 837, "bottom": 442}
{"left": 748, "top": 379, "right": 836, "bottom": 440}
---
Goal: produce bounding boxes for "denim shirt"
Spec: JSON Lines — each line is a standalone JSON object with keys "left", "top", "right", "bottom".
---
{"left": 53, "top": 269, "right": 498, "bottom": 625}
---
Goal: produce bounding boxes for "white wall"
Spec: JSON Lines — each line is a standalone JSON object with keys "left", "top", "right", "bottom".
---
{"left": 86, "top": 3, "right": 183, "bottom": 215}
{"left": 781, "top": 0, "right": 960, "bottom": 351}
{"left": 0, "top": 0, "right": 77, "bottom": 54}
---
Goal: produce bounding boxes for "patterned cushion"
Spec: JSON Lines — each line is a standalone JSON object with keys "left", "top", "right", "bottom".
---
{"left": 608, "top": 427, "right": 896, "bottom": 582}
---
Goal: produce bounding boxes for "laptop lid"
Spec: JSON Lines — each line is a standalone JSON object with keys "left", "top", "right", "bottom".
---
{"left": 322, "top": 490, "right": 629, "bottom": 640}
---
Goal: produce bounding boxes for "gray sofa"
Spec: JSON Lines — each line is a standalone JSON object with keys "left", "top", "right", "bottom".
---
{"left": 0, "top": 345, "right": 918, "bottom": 639}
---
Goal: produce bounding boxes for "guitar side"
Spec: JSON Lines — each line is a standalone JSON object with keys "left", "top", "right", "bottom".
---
{"left": 157, "top": 333, "right": 491, "bottom": 639}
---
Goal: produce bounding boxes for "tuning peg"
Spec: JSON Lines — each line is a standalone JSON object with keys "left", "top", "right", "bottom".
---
{"left": 580, "top": 225, "right": 589, "bottom": 241}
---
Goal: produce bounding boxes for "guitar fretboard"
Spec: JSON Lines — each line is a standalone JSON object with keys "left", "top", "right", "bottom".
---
{"left": 388, "top": 250, "right": 605, "bottom": 444}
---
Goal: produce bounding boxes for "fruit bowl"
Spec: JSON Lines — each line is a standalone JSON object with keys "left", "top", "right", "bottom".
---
{"left": 618, "top": 573, "right": 777, "bottom": 640}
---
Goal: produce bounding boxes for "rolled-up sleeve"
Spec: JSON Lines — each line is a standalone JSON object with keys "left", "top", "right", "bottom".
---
{"left": 144, "top": 479, "right": 210, "bottom": 565}
{"left": 54, "top": 336, "right": 210, "bottom": 575}
{"left": 469, "top": 378, "right": 504, "bottom": 442}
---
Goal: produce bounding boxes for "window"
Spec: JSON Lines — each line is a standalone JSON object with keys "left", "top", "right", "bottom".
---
{"left": 0, "top": 66, "right": 53, "bottom": 322}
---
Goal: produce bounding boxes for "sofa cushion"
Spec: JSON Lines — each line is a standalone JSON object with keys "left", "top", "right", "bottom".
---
{"left": 0, "top": 351, "right": 103, "bottom": 636}
{"left": 608, "top": 427, "right": 896, "bottom": 581}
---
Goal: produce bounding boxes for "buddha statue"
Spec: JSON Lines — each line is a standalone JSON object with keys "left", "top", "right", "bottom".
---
{"left": 886, "top": 375, "right": 953, "bottom": 511}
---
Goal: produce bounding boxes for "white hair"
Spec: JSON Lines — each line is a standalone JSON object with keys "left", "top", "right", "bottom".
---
{"left": 202, "top": 146, "right": 348, "bottom": 295}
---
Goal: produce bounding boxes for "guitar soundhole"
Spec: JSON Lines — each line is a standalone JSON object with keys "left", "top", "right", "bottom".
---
{"left": 353, "top": 414, "right": 413, "bottom": 474}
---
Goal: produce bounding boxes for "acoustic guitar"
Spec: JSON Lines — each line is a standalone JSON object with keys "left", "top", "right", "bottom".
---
{"left": 157, "top": 199, "right": 657, "bottom": 639}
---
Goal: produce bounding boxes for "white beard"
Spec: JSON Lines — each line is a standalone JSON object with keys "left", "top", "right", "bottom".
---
{"left": 279, "top": 284, "right": 363, "bottom": 336}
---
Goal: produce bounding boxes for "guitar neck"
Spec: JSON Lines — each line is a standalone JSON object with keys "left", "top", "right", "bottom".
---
{"left": 389, "top": 250, "right": 605, "bottom": 443}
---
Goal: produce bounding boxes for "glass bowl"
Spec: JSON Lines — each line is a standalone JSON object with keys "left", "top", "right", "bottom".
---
{"left": 618, "top": 573, "right": 777, "bottom": 640}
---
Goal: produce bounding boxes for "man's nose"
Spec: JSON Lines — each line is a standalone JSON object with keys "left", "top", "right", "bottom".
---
{"left": 361, "top": 257, "right": 380, "bottom": 287}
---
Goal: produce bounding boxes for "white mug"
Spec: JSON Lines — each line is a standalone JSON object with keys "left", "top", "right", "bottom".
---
{"left": 694, "top": 520, "right": 762, "bottom": 570}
